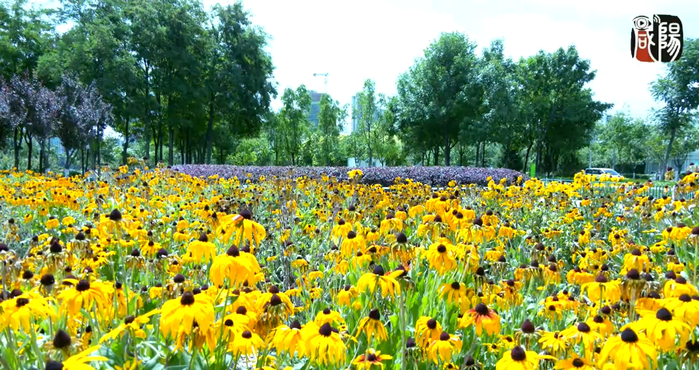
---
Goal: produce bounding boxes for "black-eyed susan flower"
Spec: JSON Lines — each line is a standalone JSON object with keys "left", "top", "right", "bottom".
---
{"left": 554, "top": 356, "right": 596, "bottom": 370}
{"left": 538, "top": 331, "right": 568, "bottom": 355}
{"left": 357, "top": 265, "right": 401, "bottom": 299}
{"left": 57, "top": 279, "right": 113, "bottom": 317}
{"left": 423, "top": 241, "right": 457, "bottom": 274}
{"left": 357, "top": 309, "right": 388, "bottom": 342}
{"left": 598, "top": 326, "right": 656, "bottom": 370}
{"left": 415, "top": 316, "right": 442, "bottom": 348}
{"left": 427, "top": 331, "right": 462, "bottom": 364}
{"left": 302, "top": 322, "right": 346, "bottom": 365}
{"left": 159, "top": 291, "right": 215, "bottom": 338}
{"left": 272, "top": 320, "right": 304, "bottom": 358}
{"left": 209, "top": 245, "right": 260, "bottom": 288}
{"left": 228, "top": 330, "right": 264, "bottom": 357}
{"left": 0, "top": 293, "right": 56, "bottom": 331}
{"left": 458, "top": 303, "right": 501, "bottom": 336}
{"left": 495, "top": 346, "right": 554, "bottom": 370}
{"left": 44, "top": 345, "right": 107, "bottom": 370}
{"left": 560, "top": 322, "right": 601, "bottom": 354}
{"left": 353, "top": 349, "right": 392, "bottom": 370}
{"left": 636, "top": 307, "right": 691, "bottom": 351}
{"left": 187, "top": 233, "right": 216, "bottom": 263}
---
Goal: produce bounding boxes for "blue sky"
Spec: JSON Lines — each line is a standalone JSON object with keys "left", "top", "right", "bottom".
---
{"left": 220, "top": 0, "right": 697, "bottom": 130}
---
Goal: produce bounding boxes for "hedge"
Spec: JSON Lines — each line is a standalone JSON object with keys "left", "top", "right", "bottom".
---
{"left": 171, "top": 165, "right": 527, "bottom": 187}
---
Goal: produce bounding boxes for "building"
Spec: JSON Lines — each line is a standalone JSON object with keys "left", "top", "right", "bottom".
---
{"left": 307, "top": 90, "right": 323, "bottom": 128}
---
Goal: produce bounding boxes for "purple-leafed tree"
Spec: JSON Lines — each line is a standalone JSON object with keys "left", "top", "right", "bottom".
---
{"left": 0, "top": 74, "right": 57, "bottom": 170}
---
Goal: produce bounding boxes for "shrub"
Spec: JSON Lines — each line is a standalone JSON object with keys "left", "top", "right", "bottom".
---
{"left": 171, "top": 165, "right": 527, "bottom": 186}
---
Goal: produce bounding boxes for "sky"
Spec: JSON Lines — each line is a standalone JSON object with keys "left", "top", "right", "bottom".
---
{"left": 201, "top": 0, "right": 698, "bottom": 132}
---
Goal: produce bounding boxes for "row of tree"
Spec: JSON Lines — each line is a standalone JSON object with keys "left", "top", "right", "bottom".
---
{"left": 1, "top": 0, "right": 698, "bottom": 174}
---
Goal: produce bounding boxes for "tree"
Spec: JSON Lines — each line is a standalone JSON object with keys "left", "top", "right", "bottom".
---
{"left": 203, "top": 3, "right": 275, "bottom": 164}
{"left": 317, "top": 93, "right": 347, "bottom": 166}
{"left": 279, "top": 85, "right": 311, "bottom": 165}
{"left": 517, "top": 46, "right": 611, "bottom": 174}
{"left": 354, "top": 79, "right": 392, "bottom": 166}
{"left": 595, "top": 111, "right": 646, "bottom": 171}
{"left": 650, "top": 38, "right": 699, "bottom": 174}
{"left": 395, "top": 33, "right": 482, "bottom": 166}
{"left": 0, "top": 0, "right": 54, "bottom": 80}
{"left": 0, "top": 74, "right": 57, "bottom": 170}
{"left": 55, "top": 74, "right": 111, "bottom": 171}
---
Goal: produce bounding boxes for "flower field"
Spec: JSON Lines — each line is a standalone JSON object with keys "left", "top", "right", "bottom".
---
{"left": 1, "top": 166, "right": 698, "bottom": 370}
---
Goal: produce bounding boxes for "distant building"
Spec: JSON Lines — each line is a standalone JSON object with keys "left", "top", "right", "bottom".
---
{"left": 307, "top": 90, "right": 323, "bottom": 128}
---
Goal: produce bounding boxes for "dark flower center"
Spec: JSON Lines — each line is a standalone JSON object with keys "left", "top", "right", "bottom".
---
{"left": 347, "top": 231, "right": 357, "bottom": 239}
{"left": 269, "top": 285, "right": 280, "bottom": 294}
{"left": 510, "top": 346, "right": 526, "bottom": 361}
{"left": 46, "top": 360, "right": 64, "bottom": 370}
{"left": 16, "top": 298, "right": 29, "bottom": 307}
{"left": 227, "top": 246, "right": 240, "bottom": 257}
{"left": 319, "top": 323, "right": 333, "bottom": 337}
{"left": 595, "top": 274, "right": 608, "bottom": 283}
{"left": 572, "top": 358, "right": 584, "bottom": 367}
{"left": 369, "top": 308, "right": 380, "bottom": 320}
{"left": 124, "top": 316, "right": 136, "bottom": 325}
{"left": 366, "top": 353, "right": 378, "bottom": 362}
{"left": 76, "top": 280, "right": 90, "bottom": 292}
{"left": 406, "top": 337, "right": 416, "bottom": 348}
{"left": 427, "top": 318, "right": 437, "bottom": 329}
{"left": 620, "top": 328, "right": 639, "bottom": 343}
{"left": 680, "top": 294, "right": 692, "bottom": 302}
{"left": 626, "top": 269, "right": 640, "bottom": 280}
{"left": 173, "top": 274, "right": 185, "bottom": 283}
{"left": 290, "top": 320, "right": 302, "bottom": 330}
{"left": 439, "top": 331, "right": 450, "bottom": 341}
{"left": 22, "top": 270, "right": 33, "bottom": 280}
{"left": 241, "top": 330, "right": 252, "bottom": 339}
{"left": 180, "top": 292, "right": 195, "bottom": 306}
{"left": 53, "top": 330, "right": 71, "bottom": 349}
{"left": 593, "top": 315, "right": 604, "bottom": 324}
{"left": 109, "top": 209, "right": 122, "bottom": 221}
{"left": 239, "top": 209, "right": 252, "bottom": 220}
{"left": 237, "top": 306, "right": 247, "bottom": 315}
{"left": 474, "top": 303, "right": 489, "bottom": 316}
{"left": 656, "top": 308, "right": 673, "bottom": 321}
{"left": 270, "top": 294, "right": 282, "bottom": 306}
{"left": 437, "top": 244, "right": 447, "bottom": 253}
{"left": 198, "top": 233, "right": 208, "bottom": 242}
{"left": 451, "top": 281, "right": 460, "bottom": 290}
{"left": 396, "top": 232, "right": 407, "bottom": 243}
{"left": 577, "top": 322, "right": 591, "bottom": 333}
{"left": 372, "top": 265, "right": 385, "bottom": 276}
{"left": 521, "top": 319, "right": 535, "bottom": 334}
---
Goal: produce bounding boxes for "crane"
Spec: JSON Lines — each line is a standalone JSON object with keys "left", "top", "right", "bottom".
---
{"left": 313, "top": 73, "right": 329, "bottom": 93}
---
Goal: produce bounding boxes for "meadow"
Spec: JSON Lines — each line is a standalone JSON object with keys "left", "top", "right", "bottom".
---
{"left": 0, "top": 163, "right": 698, "bottom": 370}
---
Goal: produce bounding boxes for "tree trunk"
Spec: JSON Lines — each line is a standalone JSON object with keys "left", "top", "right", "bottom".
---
{"left": 206, "top": 94, "right": 215, "bottom": 164}
{"left": 143, "top": 64, "right": 151, "bottom": 163}
{"left": 13, "top": 128, "right": 21, "bottom": 169}
{"left": 39, "top": 139, "right": 45, "bottom": 173}
{"left": 443, "top": 125, "right": 451, "bottom": 166}
{"left": 475, "top": 142, "right": 480, "bottom": 166}
{"left": 433, "top": 146, "right": 439, "bottom": 166}
{"left": 122, "top": 114, "right": 129, "bottom": 165}
{"left": 26, "top": 135, "right": 33, "bottom": 171}
{"left": 523, "top": 141, "right": 533, "bottom": 172}
{"left": 96, "top": 129, "right": 101, "bottom": 176}
{"left": 180, "top": 138, "right": 184, "bottom": 165}
{"left": 663, "top": 126, "right": 677, "bottom": 175}
{"left": 168, "top": 126, "right": 174, "bottom": 166}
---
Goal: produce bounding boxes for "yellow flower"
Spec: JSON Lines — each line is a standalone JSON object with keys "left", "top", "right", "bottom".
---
{"left": 357, "top": 265, "right": 402, "bottom": 299}
{"left": 459, "top": 303, "right": 501, "bottom": 336}
{"left": 0, "top": 293, "right": 56, "bottom": 331}
{"left": 228, "top": 330, "right": 264, "bottom": 356}
{"left": 415, "top": 316, "right": 442, "bottom": 348}
{"left": 272, "top": 321, "right": 305, "bottom": 358}
{"left": 160, "top": 292, "right": 215, "bottom": 339}
{"left": 356, "top": 309, "right": 388, "bottom": 342}
{"left": 352, "top": 349, "right": 392, "bottom": 370}
{"left": 636, "top": 307, "right": 690, "bottom": 351}
{"left": 187, "top": 233, "right": 216, "bottom": 262}
{"left": 302, "top": 322, "right": 347, "bottom": 365}
{"left": 57, "top": 279, "right": 113, "bottom": 317}
{"left": 348, "top": 169, "right": 363, "bottom": 179}
{"left": 45, "top": 345, "right": 108, "bottom": 370}
{"left": 598, "top": 326, "right": 656, "bottom": 370}
{"left": 427, "top": 331, "right": 462, "bottom": 364}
